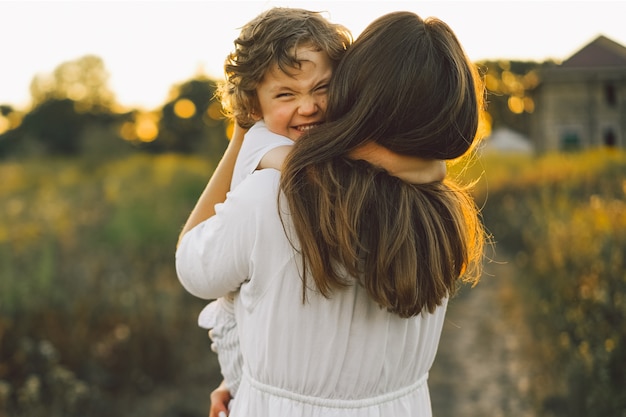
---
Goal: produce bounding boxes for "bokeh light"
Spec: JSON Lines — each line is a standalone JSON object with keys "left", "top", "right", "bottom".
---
{"left": 173, "top": 98, "right": 196, "bottom": 119}
{"left": 0, "top": 114, "right": 9, "bottom": 135}
{"left": 135, "top": 112, "right": 159, "bottom": 142}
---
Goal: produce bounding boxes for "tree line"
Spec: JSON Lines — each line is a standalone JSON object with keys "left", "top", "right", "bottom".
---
{"left": 0, "top": 54, "right": 552, "bottom": 160}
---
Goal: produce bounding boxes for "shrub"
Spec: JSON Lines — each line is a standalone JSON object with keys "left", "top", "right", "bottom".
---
{"left": 478, "top": 149, "right": 626, "bottom": 416}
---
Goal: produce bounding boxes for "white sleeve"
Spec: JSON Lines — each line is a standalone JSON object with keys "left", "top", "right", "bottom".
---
{"left": 175, "top": 170, "right": 281, "bottom": 300}
{"left": 198, "top": 298, "right": 243, "bottom": 396}
{"left": 231, "top": 121, "right": 293, "bottom": 189}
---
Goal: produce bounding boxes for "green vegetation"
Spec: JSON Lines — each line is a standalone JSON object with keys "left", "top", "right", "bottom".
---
{"left": 0, "top": 155, "right": 220, "bottom": 416}
{"left": 0, "top": 54, "right": 539, "bottom": 161}
{"left": 473, "top": 149, "right": 626, "bottom": 417}
{"left": 1, "top": 149, "right": 624, "bottom": 416}
{"left": 0, "top": 42, "right": 620, "bottom": 417}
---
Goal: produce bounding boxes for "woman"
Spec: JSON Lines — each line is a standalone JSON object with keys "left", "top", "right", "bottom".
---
{"left": 177, "top": 11, "right": 485, "bottom": 416}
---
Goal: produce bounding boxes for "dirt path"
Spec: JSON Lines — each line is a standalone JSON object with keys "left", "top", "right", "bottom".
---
{"left": 429, "top": 257, "right": 534, "bottom": 417}
{"left": 127, "top": 257, "right": 537, "bottom": 417}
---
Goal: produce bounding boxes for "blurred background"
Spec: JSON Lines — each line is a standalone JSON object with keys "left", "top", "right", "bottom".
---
{"left": 1, "top": 1, "right": 625, "bottom": 416}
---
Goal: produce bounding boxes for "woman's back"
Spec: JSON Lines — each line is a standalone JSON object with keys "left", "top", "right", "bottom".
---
{"left": 228, "top": 170, "right": 447, "bottom": 414}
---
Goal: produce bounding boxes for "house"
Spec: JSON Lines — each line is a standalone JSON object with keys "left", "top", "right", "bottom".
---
{"left": 480, "top": 127, "right": 534, "bottom": 154}
{"left": 530, "top": 35, "right": 626, "bottom": 152}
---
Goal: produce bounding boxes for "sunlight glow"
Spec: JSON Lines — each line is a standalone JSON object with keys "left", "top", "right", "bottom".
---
{"left": 478, "top": 111, "right": 492, "bottom": 139}
{"left": 226, "top": 120, "right": 234, "bottom": 140}
{"left": 203, "top": 101, "right": 224, "bottom": 127}
{"left": 67, "top": 83, "right": 88, "bottom": 102}
{"left": 484, "top": 73, "right": 499, "bottom": 92}
{"left": 174, "top": 99, "right": 196, "bottom": 119}
{"left": 523, "top": 71, "right": 540, "bottom": 89}
{"left": 501, "top": 71, "right": 523, "bottom": 95}
{"left": 7, "top": 112, "right": 23, "bottom": 131}
{"left": 508, "top": 96, "right": 524, "bottom": 114}
{"left": 207, "top": 101, "right": 223, "bottom": 120}
{"left": 0, "top": 115, "right": 9, "bottom": 135}
{"left": 2, "top": 1, "right": 626, "bottom": 110}
{"left": 119, "top": 121, "right": 136, "bottom": 141}
{"left": 135, "top": 113, "right": 159, "bottom": 142}
{"left": 605, "top": 338, "right": 616, "bottom": 353}
{"left": 523, "top": 97, "right": 535, "bottom": 113}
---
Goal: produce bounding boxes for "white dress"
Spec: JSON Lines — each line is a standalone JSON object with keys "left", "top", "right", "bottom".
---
{"left": 177, "top": 164, "right": 448, "bottom": 417}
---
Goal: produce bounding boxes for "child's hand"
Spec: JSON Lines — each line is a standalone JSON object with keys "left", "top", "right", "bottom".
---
{"left": 209, "top": 380, "right": 232, "bottom": 417}
{"left": 349, "top": 142, "right": 446, "bottom": 184}
{"left": 392, "top": 159, "right": 446, "bottom": 184}
{"left": 208, "top": 330, "right": 218, "bottom": 353}
{"left": 231, "top": 123, "right": 249, "bottom": 145}
{"left": 258, "top": 145, "right": 292, "bottom": 171}
{"left": 257, "top": 142, "right": 447, "bottom": 183}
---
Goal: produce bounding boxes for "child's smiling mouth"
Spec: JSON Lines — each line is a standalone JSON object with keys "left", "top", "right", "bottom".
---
{"left": 294, "top": 122, "right": 322, "bottom": 133}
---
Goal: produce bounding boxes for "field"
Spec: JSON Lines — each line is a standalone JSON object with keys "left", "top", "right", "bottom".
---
{"left": 1, "top": 149, "right": 625, "bottom": 416}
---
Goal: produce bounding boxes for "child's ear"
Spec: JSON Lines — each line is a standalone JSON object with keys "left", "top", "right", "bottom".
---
{"left": 250, "top": 104, "right": 263, "bottom": 121}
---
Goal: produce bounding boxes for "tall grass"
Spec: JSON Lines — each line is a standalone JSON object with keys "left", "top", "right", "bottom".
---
{"left": 475, "top": 149, "right": 626, "bottom": 417}
{"left": 0, "top": 154, "right": 220, "bottom": 416}
{"left": 1, "top": 149, "right": 624, "bottom": 416}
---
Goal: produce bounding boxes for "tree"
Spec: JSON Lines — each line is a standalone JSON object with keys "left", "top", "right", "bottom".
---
{"left": 145, "top": 76, "right": 229, "bottom": 155}
{"left": 16, "top": 99, "right": 86, "bottom": 155}
{"left": 29, "top": 55, "right": 116, "bottom": 112}
{"left": 0, "top": 105, "right": 19, "bottom": 156}
{"left": 1, "top": 55, "right": 133, "bottom": 157}
{"left": 477, "top": 59, "right": 554, "bottom": 136}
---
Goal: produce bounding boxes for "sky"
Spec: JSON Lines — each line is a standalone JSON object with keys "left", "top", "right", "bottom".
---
{"left": 2, "top": 0, "right": 626, "bottom": 110}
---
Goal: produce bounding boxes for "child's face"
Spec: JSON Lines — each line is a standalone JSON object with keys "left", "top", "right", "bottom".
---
{"left": 255, "top": 46, "right": 332, "bottom": 141}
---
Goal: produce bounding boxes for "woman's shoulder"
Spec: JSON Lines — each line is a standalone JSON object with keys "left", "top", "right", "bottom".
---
{"left": 229, "top": 168, "right": 281, "bottom": 207}
{"left": 224, "top": 169, "right": 288, "bottom": 243}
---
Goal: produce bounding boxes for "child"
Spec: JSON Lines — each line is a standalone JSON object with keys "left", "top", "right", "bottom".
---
{"left": 197, "top": 6, "right": 353, "bottom": 405}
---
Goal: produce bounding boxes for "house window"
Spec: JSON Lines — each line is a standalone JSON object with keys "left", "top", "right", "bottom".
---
{"left": 604, "top": 83, "right": 617, "bottom": 107}
{"left": 561, "top": 131, "right": 580, "bottom": 151}
{"left": 604, "top": 127, "right": 617, "bottom": 147}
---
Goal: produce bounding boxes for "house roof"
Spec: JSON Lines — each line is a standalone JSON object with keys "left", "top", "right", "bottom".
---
{"left": 561, "top": 35, "right": 626, "bottom": 68}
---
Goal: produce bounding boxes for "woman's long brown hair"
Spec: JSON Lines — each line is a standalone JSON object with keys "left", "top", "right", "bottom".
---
{"left": 280, "top": 12, "right": 486, "bottom": 317}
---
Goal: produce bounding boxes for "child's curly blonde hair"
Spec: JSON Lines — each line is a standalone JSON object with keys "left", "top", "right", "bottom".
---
{"left": 216, "top": 8, "right": 352, "bottom": 128}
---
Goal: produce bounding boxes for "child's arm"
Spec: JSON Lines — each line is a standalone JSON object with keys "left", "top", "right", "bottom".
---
{"left": 379, "top": 157, "right": 446, "bottom": 184}
{"left": 209, "top": 380, "right": 231, "bottom": 417}
{"left": 350, "top": 141, "right": 446, "bottom": 183}
{"left": 177, "top": 124, "right": 246, "bottom": 246}
{"left": 258, "top": 145, "right": 292, "bottom": 171}
{"left": 258, "top": 143, "right": 446, "bottom": 183}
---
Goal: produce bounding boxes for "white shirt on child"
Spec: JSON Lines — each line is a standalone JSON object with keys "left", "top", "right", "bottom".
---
{"left": 230, "top": 121, "right": 294, "bottom": 190}
{"left": 177, "top": 127, "right": 448, "bottom": 415}
{"left": 197, "top": 121, "right": 293, "bottom": 396}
